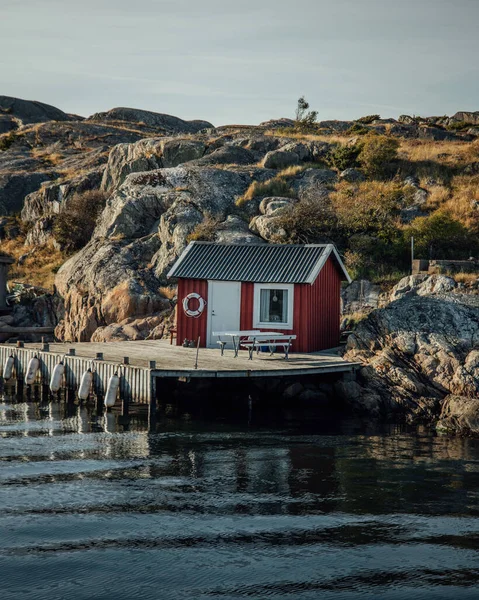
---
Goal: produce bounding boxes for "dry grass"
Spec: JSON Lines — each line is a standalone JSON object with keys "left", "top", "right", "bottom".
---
{"left": 186, "top": 214, "right": 220, "bottom": 242}
{"left": 440, "top": 176, "right": 479, "bottom": 232}
{"left": 264, "top": 129, "right": 345, "bottom": 145}
{"left": 159, "top": 286, "right": 177, "bottom": 300}
{"left": 237, "top": 177, "right": 296, "bottom": 206}
{"left": 454, "top": 272, "right": 479, "bottom": 284}
{"left": 0, "top": 237, "right": 65, "bottom": 291}
{"left": 423, "top": 184, "right": 451, "bottom": 209}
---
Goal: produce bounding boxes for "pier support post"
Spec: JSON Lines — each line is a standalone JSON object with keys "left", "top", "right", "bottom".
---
{"left": 149, "top": 375, "right": 157, "bottom": 431}
{"left": 16, "top": 378, "right": 24, "bottom": 399}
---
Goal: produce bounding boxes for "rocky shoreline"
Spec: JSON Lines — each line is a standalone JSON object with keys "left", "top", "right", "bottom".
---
{"left": 339, "top": 275, "right": 479, "bottom": 436}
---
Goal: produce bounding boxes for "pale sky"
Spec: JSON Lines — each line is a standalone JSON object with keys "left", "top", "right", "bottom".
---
{"left": 1, "top": 0, "right": 478, "bottom": 125}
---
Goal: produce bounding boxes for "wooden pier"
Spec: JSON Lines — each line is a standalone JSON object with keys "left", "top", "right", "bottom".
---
{"left": 0, "top": 340, "right": 358, "bottom": 405}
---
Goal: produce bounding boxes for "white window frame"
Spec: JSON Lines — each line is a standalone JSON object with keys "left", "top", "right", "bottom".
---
{"left": 253, "top": 283, "right": 294, "bottom": 330}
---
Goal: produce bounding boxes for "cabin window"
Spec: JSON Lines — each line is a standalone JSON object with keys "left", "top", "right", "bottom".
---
{"left": 253, "top": 283, "right": 294, "bottom": 329}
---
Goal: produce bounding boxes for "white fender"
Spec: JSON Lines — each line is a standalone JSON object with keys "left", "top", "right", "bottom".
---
{"left": 50, "top": 362, "right": 65, "bottom": 393}
{"left": 3, "top": 355, "right": 14, "bottom": 380}
{"left": 78, "top": 369, "right": 93, "bottom": 400}
{"left": 25, "top": 356, "right": 40, "bottom": 385}
{"left": 104, "top": 373, "right": 120, "bottom": 407}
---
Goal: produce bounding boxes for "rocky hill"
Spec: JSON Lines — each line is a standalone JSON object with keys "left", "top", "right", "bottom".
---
{"left": 0, "top": 96, "right": 478, "bottom": 354}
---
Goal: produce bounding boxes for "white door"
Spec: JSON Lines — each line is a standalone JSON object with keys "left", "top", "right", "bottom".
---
{"left": 207, "top": 281, "right": 241, "bottom": 348}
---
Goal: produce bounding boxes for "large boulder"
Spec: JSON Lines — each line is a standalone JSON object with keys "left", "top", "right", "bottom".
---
{"left": 89, "top": 107, "right": 212, "bottom": 134}
{"left": 91, "top": 310, "right": 173, "bottom": 342}
{"left": 249, "top": 214, "right": 288, "bottom": 242}
{"left": 340, "top": 168, "right": 365, "bottom": 183}
{"left": 344, "top": 276, "right": 479, "bottom": 425}
{"left": 0, "top": 95, "right": 74, "bottom": 125}
{"left": 0, "top": 115, "right": 17, "bottom": 134}
{"left": 189, "top": 145, "right": 255, "bottom": 166}
{"left": 341, "top": 279, "right": 382, "bottom": 314}
{"left": 100, "top": 137, "right": 207, "bottom": 192}
{"left": 100, "top": 138, "right": 163, "bottom": 192}
{"left": 55, "top": 236, "right": 169, "bottom": 341}
{"left": 213, "top": 215, "right": 263, "bottom": 244}
{"left": 259, "top": 118, "right": 294, "bottom": 128}
{"left": 0, "top": 172, "right": 52, "bottom": 214}
{"left": 292, "top": 168, "right": 337, "bottom": 201}
{"left": 262, "top": 149, "right": 300, "bottom": 169}
{"left": 388, "top": 274, "right": 456, "bottom": 302}
{"left": 162, "top": 139, "right": 205, "bottom": 167}
{"left": 437, "top": 395, "right": 479, "bottom": 435}
{"left": 450, "top": 111, "right": 479, "bottom": 126}
{"left": 22, "top": 168, "right": 104, "bottom": 223}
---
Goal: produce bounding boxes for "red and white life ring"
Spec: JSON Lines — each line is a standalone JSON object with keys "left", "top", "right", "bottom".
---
{"left": 182, "top": 293, "right": 206, "bottom": 318}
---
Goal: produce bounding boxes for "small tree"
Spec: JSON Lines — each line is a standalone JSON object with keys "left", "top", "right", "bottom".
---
{"left": 294, "top": 96, "right": 318, "bottom": 132}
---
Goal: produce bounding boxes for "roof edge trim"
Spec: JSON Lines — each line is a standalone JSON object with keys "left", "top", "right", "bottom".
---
{"left": 305, "top": 244, "right": 352, "bottom": 284}
{"left": 167, "top": 241, "right": 197, "bottom": 279}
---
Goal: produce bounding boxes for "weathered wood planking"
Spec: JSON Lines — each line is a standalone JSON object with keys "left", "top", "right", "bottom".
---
{"left": 0, "top": 340, "right": 358, "bottom": 403}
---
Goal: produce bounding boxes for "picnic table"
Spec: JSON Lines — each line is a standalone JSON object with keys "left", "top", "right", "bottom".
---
{"left": 213, "top": 331, "right": 296, "bottom": 360}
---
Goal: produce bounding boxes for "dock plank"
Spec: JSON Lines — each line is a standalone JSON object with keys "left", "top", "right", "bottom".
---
{"left": 8, "top": 339, "right": 358, "bottom": 378}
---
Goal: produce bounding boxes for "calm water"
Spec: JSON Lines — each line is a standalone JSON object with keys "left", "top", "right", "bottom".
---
{"left": 1, "top": 396, "right": 479, "bottom": 600}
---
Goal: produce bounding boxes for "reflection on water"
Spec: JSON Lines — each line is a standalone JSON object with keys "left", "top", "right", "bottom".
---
{"left": 1, "top": 392, "right": 479, "bottom": 600}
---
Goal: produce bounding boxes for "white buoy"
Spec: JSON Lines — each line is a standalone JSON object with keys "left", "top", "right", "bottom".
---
{"left": 50, "top": 361, "right": 65, "bottom": 393}
{"left": 3, "top": 355, "right": 14, "bottom": 380}
{"left": 25, "top": 356, "right": 40, "bottom": 385}
{"left": 78, "top": 369, "right": 93, "bottom": 400}
{"left": 104, "top": 372, "right": 120, "bottom": 407}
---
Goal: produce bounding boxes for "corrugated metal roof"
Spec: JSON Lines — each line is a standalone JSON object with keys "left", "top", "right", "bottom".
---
{"left": 168, "top": 242, "right": 351, "bottom": 284}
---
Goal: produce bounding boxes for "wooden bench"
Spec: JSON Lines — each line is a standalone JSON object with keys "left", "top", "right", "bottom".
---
{"left": 169, "top": 326, "right": 177, "bottom": 345}
{"left": 240, "top": 335, "right": 296, "bottom": 360}
{"left": 217, "top": 339, "right": 228, "bottom": 356}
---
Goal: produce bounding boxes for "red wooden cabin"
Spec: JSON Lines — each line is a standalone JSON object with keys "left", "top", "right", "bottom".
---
{"left": 168, "top": 242, "right": 351, "bottom": 353}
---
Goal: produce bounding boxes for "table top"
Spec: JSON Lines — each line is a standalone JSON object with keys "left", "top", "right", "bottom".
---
{"left": 213, "top": 331, "right": 295, "bottom": 340}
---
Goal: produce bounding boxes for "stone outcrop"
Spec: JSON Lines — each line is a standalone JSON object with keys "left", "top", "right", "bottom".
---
{"left": 89, "top": 107, "right": 212, "bottom": 134}
{"left": 54, "top": 165, "right": 269, "bottom": 340}
{"left": 91, "top": 309, "right": 173, "bottom": 342}
{"left": 437, "top": 395, "right": 479, "bottom": 435}
{"left": 55, "top": 236, "right": 170, "bottom": 341}
{"left": 0, "top": 172, "right": 53, "bottom": 214}
{"left": 22, "top": 168, "right": 104, "bottom": 245}
{"left": 342, "top": 276, "right": 479, "bottom": 428}
{"left": 0, "top": 95, "right": 74, "bottom": 125}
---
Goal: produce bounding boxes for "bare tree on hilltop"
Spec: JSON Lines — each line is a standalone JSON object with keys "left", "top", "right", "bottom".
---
{"left": 294, "top": 96, "right": 318, "bottom": 132}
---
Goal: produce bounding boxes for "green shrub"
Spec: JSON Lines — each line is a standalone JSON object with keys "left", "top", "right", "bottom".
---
{"left": 446, "top": 121, "right": 470, "bottom": 132}
{"left": 357, "top": 134, "right": 400, "bottom": 178}
{"left": 330, "top": 181, "right": 407, "bottom": 235}
{"left": 346, "top": 123, "right": 371, "bottom": 136}
{"left": 53, "top": 190, "right": 107, "bottom": 253}
{"left": 403, "top": 211, "right": 478, "bottom": 259}
{"left": 237, "top": 173, "right": 297, "bottom": 207}
{"left": 327, "top": 144, "right": 361, "bottom": 171}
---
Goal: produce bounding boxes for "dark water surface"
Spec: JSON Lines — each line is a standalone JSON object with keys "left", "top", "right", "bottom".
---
{"left": 1, "top": 397, "right": 479, "bottom": 600}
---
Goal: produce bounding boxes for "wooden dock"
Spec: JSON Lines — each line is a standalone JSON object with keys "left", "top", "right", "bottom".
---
{"left": 0, "top": 340, "right": 358, "bottom": 405}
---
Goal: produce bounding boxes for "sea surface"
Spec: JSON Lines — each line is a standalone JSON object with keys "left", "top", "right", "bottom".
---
{"left": 1, "top": 394, "right": 478, "bottom": 600}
